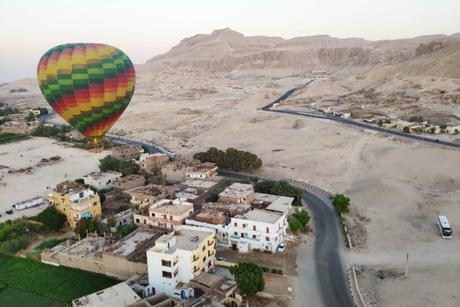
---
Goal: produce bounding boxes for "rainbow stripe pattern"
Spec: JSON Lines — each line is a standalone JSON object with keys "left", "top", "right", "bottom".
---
{"left": 37, "top": 43, "right": 136, "bottom": 144}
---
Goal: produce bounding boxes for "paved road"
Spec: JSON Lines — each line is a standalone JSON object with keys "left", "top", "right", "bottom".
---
{"left": 218, "top": 170, "right": 355, "bottom": 307}
{"left": 261, "top": 82, "right": 460, "bottom": 149}
{"left": 303, "top": 191, "right": 355, "bottom": 307}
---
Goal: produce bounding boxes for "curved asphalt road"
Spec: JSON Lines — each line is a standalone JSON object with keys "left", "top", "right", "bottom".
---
{"left": 303, "top": 190, "right": 355, "bottom": 307}
{"left": 262, "top": 81, "right": 460, "bottom": 149}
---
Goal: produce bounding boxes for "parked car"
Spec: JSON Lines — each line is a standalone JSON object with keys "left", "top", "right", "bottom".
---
{"left": 277, "top": 243, "right": 286, "bottom": 253}
{"left": 5, "top": 209, "right": 13, "bottom": 215}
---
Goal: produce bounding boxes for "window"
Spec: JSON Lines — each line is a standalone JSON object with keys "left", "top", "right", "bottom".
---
{"left": 234, "top": 232, "right": 238, "bottom": 236}
{"left": 266, "top": 227, "right": 269, "bottom": 233}
{"left": 151, "top": 213, "right": 155, "bottom": 217}
{"left": 93, "top": 202, "right": 97, "bottom": 207}
{"left": 234, "top": 222, "right": 237, "bottom": 227}
{"left": 242, "top": 224, "right": 246, "bottom": 228}
{"left": 266, "top": 236, "right": 270, "bottom": 241}
{"left": 170, "top": 215, "right": 173, "bottom": 220}
{"left": 136, "top": 218, "right": 140, "bottom": 223}
{"left": 162, "top": 271, "right": 172, "bottom": 278}
{"left": 253, "top": 234, "right": 256, "bottom": 239}
{"left": 253, "top": 225, "right": 256, "bottom": 231}
{"left": 202, "top": 245, "right": 205, "bottom": 251}
{"left": 162, "top": 260, "right": 172, "bottom": 267}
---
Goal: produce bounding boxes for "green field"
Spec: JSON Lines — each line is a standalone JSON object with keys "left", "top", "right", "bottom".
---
{"left": 0, "top": 132, "right": 30, "bottom": 144}
{"left": 0, "top": 255, "right": 119, "bottom": 307}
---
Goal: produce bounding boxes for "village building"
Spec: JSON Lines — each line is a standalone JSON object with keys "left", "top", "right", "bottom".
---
{"left": 112, "top": 144, "right": 143, "bottom": 160}
{"left": 72, "top": 282, "right": 141, "bottom": 307}
{"left": 42, "top": 229, "right": 162, "bottom": 280}
{"left": 253, "top": 193, "right": 293, "bottom": 214}
{"left": 218, "top": 183, "right": 255, "bottom": 204}
{"left": 83, "top": 171, "right": 122, "bottom": 191}
{"left": 128, "top": 184, "right": 174, "bottom": 208}
{"left": 139, "top": 153, "right": 170, "bottom": 173}
{"left": 184, "top": 162, "right": 218, "bottom": 179}
{"left": 113, "top": 175, "right": 146, "bottom": 191}
{"left": 47, "top": 181, "right": 101, "bottom": 228}
{"left": 146, "top": 226, "right": 216, "bottom": 299}
{"left": 134, "top": 198, "right": 194, "bottom": 230}
{"left": 202, "top": 202, "right": 251, "bottom": 216}
{"left": 228, "top": 209, "right": 287, "bottom": 253}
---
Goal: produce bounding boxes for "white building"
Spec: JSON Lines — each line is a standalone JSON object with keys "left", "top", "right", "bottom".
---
{"left": 82, "top": 171, "right": 122, "bottom": 191}
{"left": 146, "top": 226, "right": 216, "bottom": 299}
{"left": 228, "top": 209, "right": 287, "bottom": 253}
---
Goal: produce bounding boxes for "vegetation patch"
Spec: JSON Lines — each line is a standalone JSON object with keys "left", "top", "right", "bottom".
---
{"left": 0, "top": 255, "right": 118, "bottom": 304}
{"left": 194, "top": 147, "right": 262, "bottom": 171}
{"left": 30, "top": 206, "right": 67, "bottom": 232}
{"left": 0, "top": 132, "right": 30, "bottom": 144}
{"left": 99, "top": 155, "right": 139, "bottom": 176}
{"left": 230, "top": 262, "right": 265, "bottom": 296}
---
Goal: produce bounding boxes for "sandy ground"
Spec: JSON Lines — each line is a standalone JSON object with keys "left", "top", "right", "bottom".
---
{"left": 0, "top": 137, "right": 109, "bottom": 222}
{"left": 3, "top": 67, "right": 460, "bottom": 305}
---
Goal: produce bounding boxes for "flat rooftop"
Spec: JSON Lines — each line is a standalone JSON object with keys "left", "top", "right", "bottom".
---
{"left": 255, "top": 193, "right": 293, "bottom": 213}
{"left": 128, "top": 184, "right": 169, "bottom": 196}
{"left": 83, "top": 171, "right": 122, "bottom": 180}
{"left": 234, "top": 209, "right": 284, "bottom": 224}
{"left": 111, "top": 230, "right": 158, "bottom": 256}
{"left": 184, "top": 179, "right": 219, "bottom": 189}
{"left": 151, "top": 199, "right": 192, "bottom": 214}
{"left": 54, "top": 180, "right": 82, "bottom": 194}
{"left": 72, "top": 282, "right": 140, "bottom": 307}
{"left": 219, "top": 183, "right": 254, "bottom": 198}
{"left": 114, "top": 174, "right": 145, "bottom": 184}
{"left": 152, "top": 227, "right": 212, "bottom": 253}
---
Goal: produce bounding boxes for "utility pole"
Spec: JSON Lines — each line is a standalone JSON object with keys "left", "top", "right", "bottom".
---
{"left": 404, "top": 253, "right": 409, "bottom": 278}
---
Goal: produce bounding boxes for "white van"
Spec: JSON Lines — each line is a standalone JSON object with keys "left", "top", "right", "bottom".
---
{"left": 437, "top": 215, "right": 452, "bottom": 239}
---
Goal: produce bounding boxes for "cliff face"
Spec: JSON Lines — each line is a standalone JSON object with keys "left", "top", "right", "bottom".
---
{"left": 140, "top": 28, "right": 458, "bottom": 74}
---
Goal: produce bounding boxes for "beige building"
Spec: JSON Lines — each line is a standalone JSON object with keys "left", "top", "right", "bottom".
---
{"left": 218, "top": 183, "right": 255, "bottom": 204}
{"left": 47, "top": 181, "right": 101, "bottom": 228}
{"left": 42, "top": 229, "right": 162, "bottom": 280}
{"left": 112, "top": 144, "right": 143, "bottom": 160}
{"left": 82, "top": 171, "right": 122, "bottom": 191}
{"left": 134, "top": 198, "right": 194, "bottom": 230}
{"left": 113, "top": 175, "right": 146, "bottom": 191}
{"left": 184, "top": 162, "right": 218, "bottom": 179}
{"left": 128, "top": 184, "right": 174, "bottom": 208}
{"left": 140, "top": 153, "right": 170, "bottom": 173}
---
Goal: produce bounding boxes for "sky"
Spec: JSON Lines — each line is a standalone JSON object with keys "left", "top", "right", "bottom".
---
{"left": 0, "top": 0, "right": 459, "bottom": 83}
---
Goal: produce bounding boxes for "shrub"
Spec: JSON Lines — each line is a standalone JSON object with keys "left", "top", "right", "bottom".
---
{"left": 0, "top": 234, "right": 30, "bottom": 254}
{"left": 332, "top": 194, "right": 351, "bottom": 216}
{"left": 115, "top": 224, "right": 137, "bottom": 239}
{"left": 31, "top": 207, "right": 67, "bottom": 231}
{"left": 289, "top": 209, "right": 310, "bottom": 234}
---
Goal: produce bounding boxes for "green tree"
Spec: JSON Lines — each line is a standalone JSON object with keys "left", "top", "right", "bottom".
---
{"left": 74, "top": 218, "right": 101, "bottom": 239}
{"left": 440, "top": 124, "right": 447, "bottom": 130}
{"left": 193, "top": 147, "right": 262, "bottom": 172}
{"left": 288, "top": 219, "right": 302, "bottom": 234}
{"left": 332, "top": 194, "right": 351, "bottom": 215}
{"left": 115, "top": 224, "right": 137, "bottom": 239}
{"left": 99, "top": 155, "right": 139, "bottom": 176}
{"left": 229, "top": 262, "right": 265, "bottom": 296}
{"left": 31, "top": 207, "right": 67, "bottom": 232}
{"left": 403, "top": 126, "right": 410, "bottom": 133}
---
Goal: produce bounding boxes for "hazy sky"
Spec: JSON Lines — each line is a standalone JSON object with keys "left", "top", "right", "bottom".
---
{"left": 0, "top": 0, "right": 459, "bottom": 83}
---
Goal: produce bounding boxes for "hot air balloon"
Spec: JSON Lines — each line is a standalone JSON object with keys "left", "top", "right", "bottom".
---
{"left": 37, "top": 43, "right": 135, "bottom": 145}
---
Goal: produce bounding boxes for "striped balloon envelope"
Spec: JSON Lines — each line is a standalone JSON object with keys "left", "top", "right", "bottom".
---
{"left": 37, "top": 43, "right": 136, "bottom": 145}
